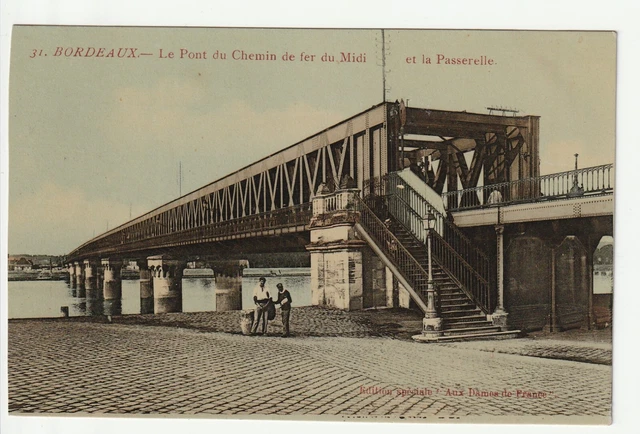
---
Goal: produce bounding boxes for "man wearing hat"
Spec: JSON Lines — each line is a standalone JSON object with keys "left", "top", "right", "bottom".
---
{"left": 251, "top": 277, "right": 271, "bottom": 335}
{"left": 274, "top": 283, "right": 293, "bottom": 337}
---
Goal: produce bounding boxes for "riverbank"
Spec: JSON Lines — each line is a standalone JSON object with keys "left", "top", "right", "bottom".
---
{"left": 8, "top": 306, "right": 611, "bottom": 365}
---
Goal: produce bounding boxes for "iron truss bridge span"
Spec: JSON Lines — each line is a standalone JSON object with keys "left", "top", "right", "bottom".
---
{"left": 68, "top": 101, "right": 541, "bottom": 261}
{"left": 67, "top": 203, "right": 312, "bottom": 262}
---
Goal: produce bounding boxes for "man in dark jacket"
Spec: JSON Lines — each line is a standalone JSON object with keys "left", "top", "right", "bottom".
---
{"left": 274, "top": 283, "right": 292, "bottom": 337}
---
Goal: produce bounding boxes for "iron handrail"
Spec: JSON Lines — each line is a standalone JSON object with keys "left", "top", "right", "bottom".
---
{"left": 353, "top": 196, "right": 431, "bottom": 307}
{"left": 382, "top": 193, "right": 492, "bottom": 313}
{"left": 366, "top": 173, "right": 492, "bottom": 313}
{"left": 443, "top": 163, "right": 614, "bottom": 211}
{"left": 391, "top": 195, "right": 489, "bottom": 283}
{"left": 387, "top": 174, "right": 492, "bottom": 289}
{"left": 387, "top": 173, "right": 490, "bottom": 262}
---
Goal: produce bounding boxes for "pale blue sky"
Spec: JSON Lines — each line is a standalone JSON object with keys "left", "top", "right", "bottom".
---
{"left": 9, "top": 28, "right": 616, "bottom": 254}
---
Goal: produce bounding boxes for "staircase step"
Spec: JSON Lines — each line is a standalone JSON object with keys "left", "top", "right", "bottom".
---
{"left": 439, "top": 296, "right": 471, "bottom": 303}
{"left": 439, "top": 303, "right": 476, "bottom": 311}
{"left": 442, "top": 314, "right": 487, "bottom": 323}
{"left": 440, "top": 303, "right": 474, "bottom": 310}
{"left": 440, "top": 309, "right": 481, "bottom": 316}
{"left": 438, "top": 290, "right": 465, "bottom": 296}
{"left": 442, "top": 326, "right": 502, "bottom": 336}
{"left": 438, "top": 294, "right": 466, "bottom": 300}
{"left": 412, "top": 330, "right": 522, "bottom": 343}
{"left": 440, "top": 301, "right": 474, "bottom": 308}
{"left": 443, "top": 320, "right": 494, "bottom": 329}
{"left": 437, "top": 286, "right": 463, "bottom": 292}
{"left": 433, "top": 278, "right": 456, "bottom": 283}
{"left": 434, "top": 279, "right": 459, "bottom": 289}
{"left": 439, "top": 291, "right": 466, "bottom": 297}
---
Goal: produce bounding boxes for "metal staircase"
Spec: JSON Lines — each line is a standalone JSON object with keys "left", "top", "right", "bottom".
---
{"left": 355, "top": 172, "right": 520, "bottom": 342}
{"left": 388, "top": 217, "right": 519, "bottom": 341}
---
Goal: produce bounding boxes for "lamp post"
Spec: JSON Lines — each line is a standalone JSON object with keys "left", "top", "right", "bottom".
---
{"left": 422, "top": 212, "right": 439, "bottom": 322}
{"left": 568, "top": 153, "right": 584, "bottom": 197}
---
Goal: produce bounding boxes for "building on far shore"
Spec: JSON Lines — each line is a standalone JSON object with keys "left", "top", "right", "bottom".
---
{"left": 8, "top": 257, "right": 33, "bottom": 271}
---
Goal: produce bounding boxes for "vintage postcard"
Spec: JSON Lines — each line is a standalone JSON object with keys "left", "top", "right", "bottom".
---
{"left": 5, "top": 26, "right": 615, "bottom": 426}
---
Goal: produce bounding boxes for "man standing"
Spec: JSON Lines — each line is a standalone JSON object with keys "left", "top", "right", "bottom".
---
{"left": 251, "top": 277, "right": 271, "bottom": 335}
{"left": 274, "top": 283, "right": 293, "bottom": 337}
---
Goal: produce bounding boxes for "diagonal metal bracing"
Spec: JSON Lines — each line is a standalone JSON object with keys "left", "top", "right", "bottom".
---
{"left": 68, "top": 103, "right": 540, "bottom": 261}
{"left": 398, "top": 106, "right": 539, "bottom": 197}
{"left": 304, "top": 149, "right": 322, "bottom": 196}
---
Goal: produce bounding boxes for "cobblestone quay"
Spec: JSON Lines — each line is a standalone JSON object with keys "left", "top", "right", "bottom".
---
{"left": 8, "top": 308, "right": 611, "bottom": 422}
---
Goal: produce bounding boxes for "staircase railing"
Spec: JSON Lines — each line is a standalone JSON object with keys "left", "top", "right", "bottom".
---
{"left": 352, "top": 196, "right": 430, "bottom": 305}
{"left": 367, "top": 173, "right": 493, "bottom": 314}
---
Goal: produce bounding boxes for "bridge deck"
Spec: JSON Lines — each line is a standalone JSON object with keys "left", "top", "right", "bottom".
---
{"left": 451, "top": 194, "right": 613, "bottom": 227}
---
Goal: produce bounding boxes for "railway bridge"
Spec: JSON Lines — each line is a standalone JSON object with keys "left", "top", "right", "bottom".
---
{"left": 66, "top": 101, "right": 613, "bottom": 341}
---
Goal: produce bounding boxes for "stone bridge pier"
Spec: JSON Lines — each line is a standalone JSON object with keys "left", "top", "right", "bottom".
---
{"left": 306, "top": 187, "right": 397, "bottom": 311}
{"left": 84, "top": 259, "right": 100, "bottom": 296}
{"left": 67, "top": 264, "right": 77, "bottom": 292}
{"left": 210, "top": 260, "right": 249, "bottom": 311}
{"left": 137, "top": 259, "right": 154, "bottom": 314}
{"left": 74, "top": 261, "right": 85, "bottom": 297}
{"left": 102, "top": 258, "right": 123, "bottom": 316}
{"left": 148, "top": 256, "right": 187, "bottom": 314}
{"left": 85, "top": 259, "right": 106, "bottom": 316}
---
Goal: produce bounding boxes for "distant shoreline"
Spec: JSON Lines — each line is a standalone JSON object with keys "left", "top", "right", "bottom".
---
{"left": 7, "top": 267, "right": 312, "bottom": 281}
{"left": 7, "top": 271, "right": 66, "bottom": 282}
{"left": 243, "top": 268, "right": 311, "bottom": 277}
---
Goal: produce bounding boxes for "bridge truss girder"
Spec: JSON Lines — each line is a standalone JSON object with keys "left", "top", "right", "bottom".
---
{"left": 68, "top": 104, "right": 392, "bottom": 261}
{"left": 69, "top": 102, "right": 541, "bottom": 262}
{"left": 388, "top": 104, "right": 540, "bottom": 199}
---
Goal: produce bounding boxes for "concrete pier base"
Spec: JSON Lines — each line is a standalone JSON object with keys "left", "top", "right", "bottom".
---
{"left": 84, "top": 259, "right": 98, "bottom": 291}
{"left": 68, "top": 264, "right": 77, "bottom": 289}
{"left": 148, "top": 256, "right": 186, "bottom": 314}
{"left": 104, "top": 280, "right": 122, "bottom": 301}
{"left": 65, "top": 265, "right": 73, "bottom": 285}
{"left": 211, "top": 260, "right": 248, "bottom": 312}
{"left": 138, "top": 264, "right": 154, "bottom": 314}
{"left": 140, "top": 298, "right": 154, "bottom": 315}
{"left": 308, "top": 242, "right": 366, "bottom": 311}
{"left": 74, "top": 262, "right": 84, "bottom": 291}
{"left": 101, "top": 259, "right": 122, "bottom": 301}
{"left": 97, "top": 267, "right": 104, "bottom": 291}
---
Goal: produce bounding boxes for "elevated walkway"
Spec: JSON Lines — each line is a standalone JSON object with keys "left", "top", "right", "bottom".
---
{"left": 351, "top": 187, "right": 520, "bottom": 343}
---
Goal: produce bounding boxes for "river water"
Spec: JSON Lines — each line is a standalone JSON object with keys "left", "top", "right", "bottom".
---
{"left": 8, "top": 268, "right": 612, "bottom": 319}
{"left": 8, "top": 268, "right": 311, "bottom": 319}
